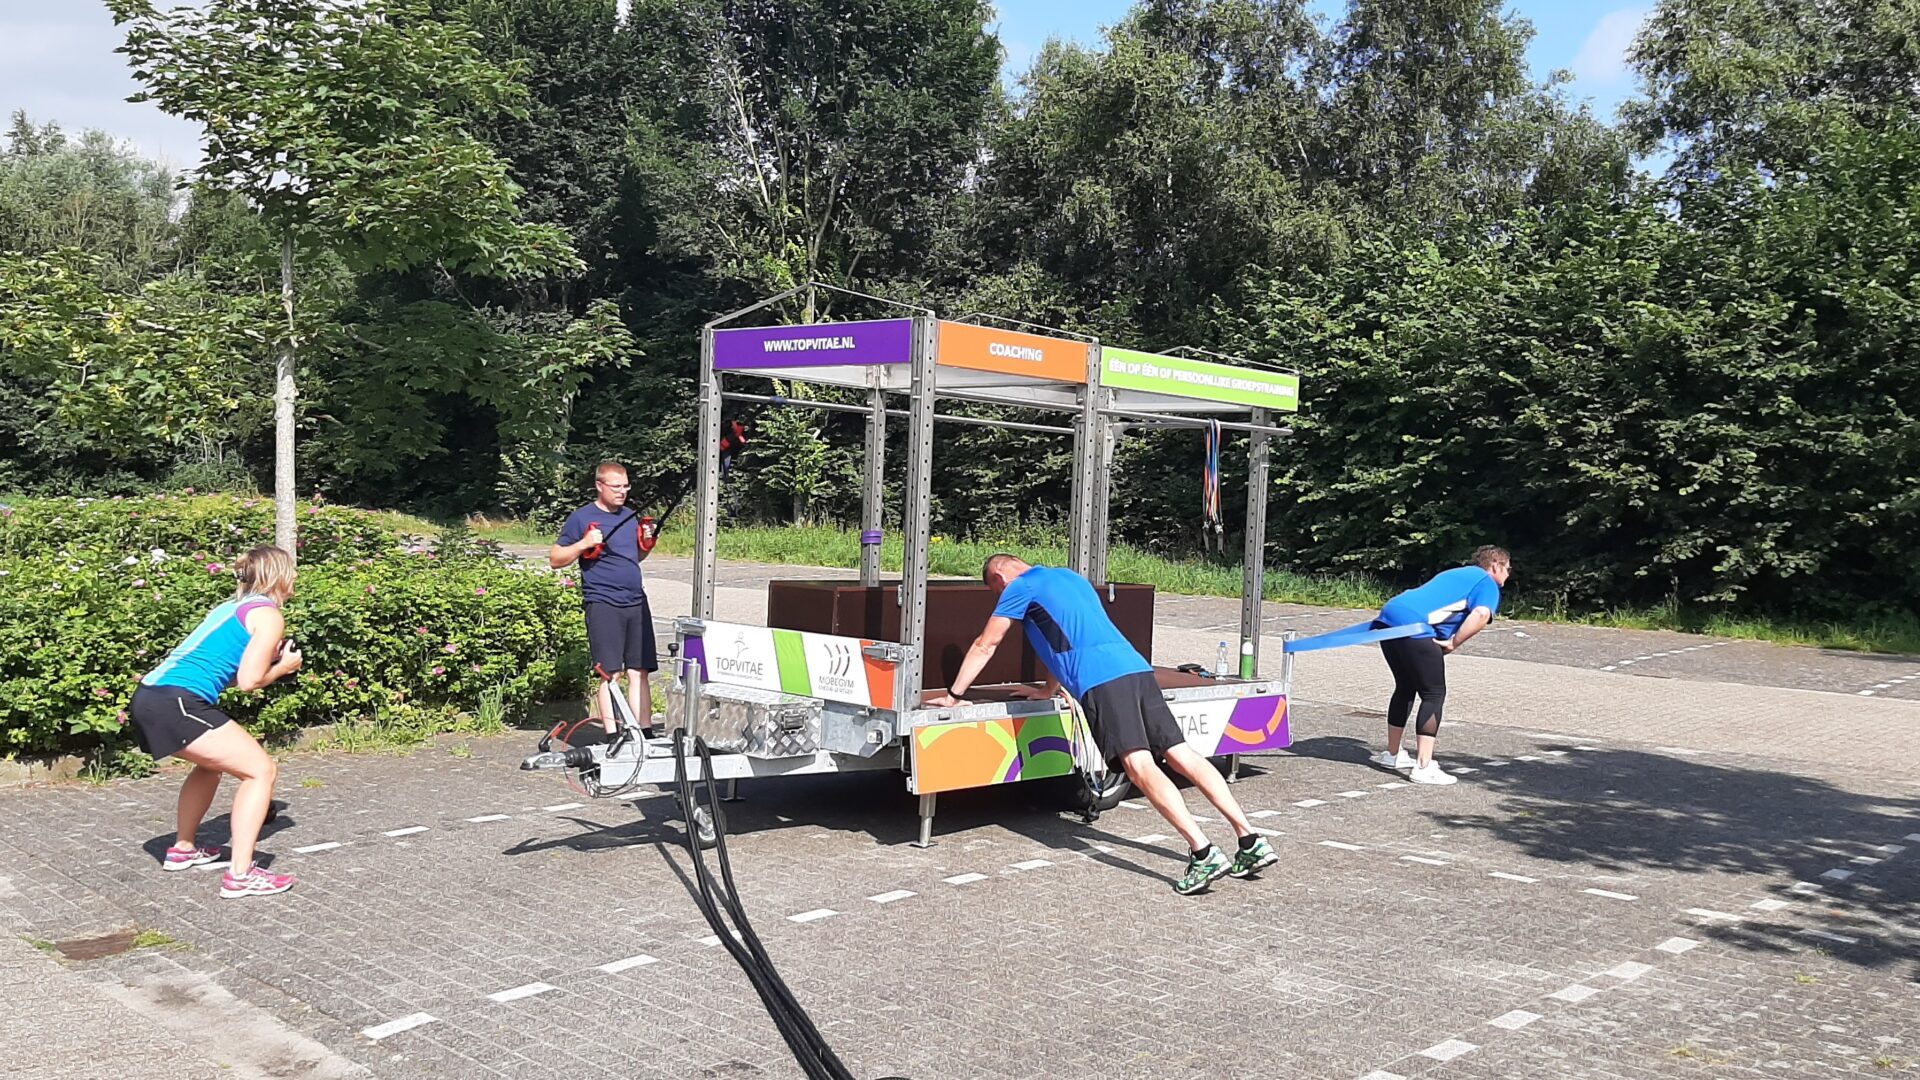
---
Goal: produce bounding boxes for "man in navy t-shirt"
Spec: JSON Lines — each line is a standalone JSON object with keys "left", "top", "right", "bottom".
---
{"left": 549, "top": 461, "right": 658, "bottom": 734}
{"left": 1368, "top": 545, "right": 1510, "bottom": 785}
{"left": 926, "top": 555, "right": 1277, "bottom": 895}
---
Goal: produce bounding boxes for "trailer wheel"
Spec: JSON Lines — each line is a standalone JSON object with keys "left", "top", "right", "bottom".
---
{"left": 1078, "top": 771, "right": 1131, "bottom": 816}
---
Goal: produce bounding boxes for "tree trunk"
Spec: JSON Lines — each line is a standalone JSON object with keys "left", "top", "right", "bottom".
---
{"left": 275, "top": 231, "right": 298, "bottom": 561}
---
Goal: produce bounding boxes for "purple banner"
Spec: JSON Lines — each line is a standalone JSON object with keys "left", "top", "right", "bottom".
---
{"left": 713, "top": 319, "right": 914, "bottom": 370}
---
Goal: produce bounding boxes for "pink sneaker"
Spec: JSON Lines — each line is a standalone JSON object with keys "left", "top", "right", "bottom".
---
{"left": 219, "top": 864, "right": 295, "bottom": 899}
{"left": 162, "top": 843, "right": 226, "bottom": 872}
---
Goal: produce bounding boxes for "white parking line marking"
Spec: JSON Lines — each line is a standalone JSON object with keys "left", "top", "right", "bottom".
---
{"left": 1319, "top": 841, "right": 1364, "bottom": 851}
{"left": 1751, "top": 898, "right": 1791, "bottom": 912}
{"left": 464, "top": 814, "right": 511, "bottom": 823}
{"left": 488, "top": 982, "right": 556, "bottom": 1002}
{"left": 542, "top": 802, "right": 584, "bottom": 813}
{"left": 944, "top": 873, "right": 987, "bottom": 886}
{"left": 1548, "top": 984, "right": 1601, "bottom": 1003}
{"left": 1337, "top": 790, "right": 1367, "bottom": 798}
{"left": 1293, "top": 799, "right": 1327, "bottom": 808}
{"left": 1655, "top": 937, "right": 1699, "bottom": 954}
{"left": 1489, "top": 872, "right": 1538, "bottom": 883}
{"left": 1249, "top": 809, "right": 1284, "bottom": 818}
{"left": 597, "top": 954, "right": 658, "bottom": 974}
{"left": 789, "top": 909, "right": 838, "bottom": 923}
{"left": 1686, "top": 908, "right": 1743, "bottom": 922}
{"left": 1419, "top": 1039, "right": 1478, "bottom": 1062}
{"left": 1801, "top": 929, "right": 1859, "bottom": 945}
{"left": 382, "top": 826, "right": 428, "bottom": 837}
{"left": 1584, "top": 889, "right": 1639, "bottom": 901}
{"left": 294, "top": 842, "right": 342, "bottom": 854}
{"left": 1400, "top": 856, "right": 1449, "bottom": 866}
{"left": 1133, "top": 834, "right": 1171, "bottom": 844}
{"left": 1488, "top": 1010, "right": 1541, "bottom": 1030}
{"left": 869, "top": 890, "right": 916, "bottom": 904}
{"left": 363, "top": 1013, "right": 436, "bottom": 1040}
{"left": 1604, "top": 961, "right": 1654, "bottom": 981}
{"left": 1820, "top": 868, "right": 1854, "bottom": 881}
{"left": 1009, "top": 859, "right": 1053, "bottom": 871}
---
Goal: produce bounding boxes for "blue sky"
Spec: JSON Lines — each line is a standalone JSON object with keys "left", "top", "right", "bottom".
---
{"left": 993, "top": 1, "right": 1652, "bottom": 120}
{"left": 0, "top": 1, "right": 1652, "bottom": 172}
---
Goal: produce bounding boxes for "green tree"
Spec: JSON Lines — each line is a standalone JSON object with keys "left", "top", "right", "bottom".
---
{"left": 109, "top": 0, "right": 583, "bottom": 556}
{"left": 625, "top": 0, "right": 1001, "bottom": 306}
{"left": 1625, "top": 0, "right": 1920, "bottom": 175}
{"left": 0, "top": 114, "right": 181, "bottom": 288}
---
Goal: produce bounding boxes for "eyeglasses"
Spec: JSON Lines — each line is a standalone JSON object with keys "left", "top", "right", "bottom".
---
{"left": 597, "top": 480, "right": 631, "bottom": 490}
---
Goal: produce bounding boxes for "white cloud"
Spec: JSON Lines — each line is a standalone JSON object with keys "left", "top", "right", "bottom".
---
{"left": 0, "top": 3, "right": 204, "bottom": 170}
{"left": 1570, "top": 7, "right": 1651, "bottom": 87}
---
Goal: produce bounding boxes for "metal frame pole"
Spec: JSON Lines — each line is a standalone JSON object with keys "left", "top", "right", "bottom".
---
{"left": 1066, "top": 341, "right": 1100, "bottom": 575}
{"left": 1240, "top": 407, "right": 1272, "bottom": 675}
{"left": 693, "top": 327, "right": 722, "bottom": 620}
{"left": 897, "top": 316, "right": 938, "bottom": 705}
{"left": 1088, "top": 409, "right": 1115, "bottom": 586}
{"left": 861, "top": 385, "right": 886, "bottom": 587}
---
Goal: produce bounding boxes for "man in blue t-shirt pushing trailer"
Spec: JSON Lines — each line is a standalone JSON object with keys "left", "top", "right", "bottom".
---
{"left": 926, "top": 554, "right": 1279, "bottom": 896}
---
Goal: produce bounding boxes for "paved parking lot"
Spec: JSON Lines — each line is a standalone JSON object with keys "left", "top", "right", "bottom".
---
{"left": 2, "top": 560, "right": 1916, "bottom": 1079}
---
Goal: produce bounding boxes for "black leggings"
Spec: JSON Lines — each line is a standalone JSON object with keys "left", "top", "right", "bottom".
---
{"left": 1377, "top": 625, "right": 1446, "bottom": 737}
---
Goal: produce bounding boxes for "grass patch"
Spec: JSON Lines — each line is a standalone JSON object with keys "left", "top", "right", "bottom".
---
{"left": 648, "top": 524, "right": 1389, "bottom": 610}
{"left": 299, "top": 777, "right": 324, "bottom": 789}
{"left": 130, "top": 928, "right": 187, "bottom": 952}
{"left": 651, "top": 523, "right": 1920, "bottom": 655}
{"left": 464, "top": 513, "right": 553, "bottom": 547}
{"left": 23, "top": 937, "right": 55, "bottom": 952}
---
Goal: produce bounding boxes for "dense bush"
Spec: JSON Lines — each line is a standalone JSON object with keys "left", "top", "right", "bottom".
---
{"left": 0, "top": 494, "right": 588, "bottom": 758}
{"left": 0, "top": 492, "right": 398, "bottom": 563}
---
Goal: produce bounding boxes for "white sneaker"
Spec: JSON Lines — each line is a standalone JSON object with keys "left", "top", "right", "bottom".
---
{"left": 1371, "top": 749, "right": 1416, "bottom": 771}
{"left": 1406, "top": 763, "right": 1458, "bottom": 786}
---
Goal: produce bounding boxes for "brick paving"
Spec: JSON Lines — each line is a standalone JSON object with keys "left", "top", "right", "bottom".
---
{"left": 2, "top": 558, "right": 1916, "bottom": 1078}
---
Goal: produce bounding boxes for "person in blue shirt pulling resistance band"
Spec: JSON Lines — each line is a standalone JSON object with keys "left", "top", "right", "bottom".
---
{"left": 926, "top": 555, "right": 1279, "bottom": 896}
{"left": 1368, "top": 545, "right": 1511, "bottom": 786}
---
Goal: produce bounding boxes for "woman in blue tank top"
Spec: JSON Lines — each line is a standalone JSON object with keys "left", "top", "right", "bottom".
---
{"left": 130, "top": 545, "right": 304, "bottom": 898}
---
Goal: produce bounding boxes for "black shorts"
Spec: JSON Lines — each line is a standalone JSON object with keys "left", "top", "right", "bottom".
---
{"left": 128, "top": 683, "right": 232, "bottom": 760}
{"left": 1080, "top": 670, "right": 1184, "bottom": 765}
{"left": 584, "top": 601, "right": 658, "bottom": 674}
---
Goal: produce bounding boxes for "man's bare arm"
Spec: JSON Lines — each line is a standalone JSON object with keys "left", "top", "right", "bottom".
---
{"left": 548, "top": 525, "right": 604, "bottom": 569}
{"left": 1441, "top": 607, "right": 1494, "bottom": 654}
{"left": 925, "top": 617, "right": 1013, "bottom": 705}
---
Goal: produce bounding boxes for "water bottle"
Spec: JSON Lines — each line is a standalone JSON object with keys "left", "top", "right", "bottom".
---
{"left": 1215, "top": 640, "right": 1231, "bottom": 677}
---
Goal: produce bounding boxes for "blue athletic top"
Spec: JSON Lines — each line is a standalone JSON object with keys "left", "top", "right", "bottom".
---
{"left": 991, "top": 566, "right": 1152, "bottom": 698}
{"left": 1380, "top": 566, "right": 1502, "bottom": 640}
{"left": 557, "top": 502, "right": 647, "bottom": 606}
{"left": 143, "top": 594, "right": 279, "bottom": 703}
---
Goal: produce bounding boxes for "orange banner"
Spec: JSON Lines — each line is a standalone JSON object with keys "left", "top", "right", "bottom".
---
{"left": 936, "top": 321, "right": 1087, "bottom": 383}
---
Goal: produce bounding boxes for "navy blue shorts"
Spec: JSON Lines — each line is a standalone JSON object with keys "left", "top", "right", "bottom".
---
{"left": 584, "top": 601, "right": 657, "bottom": 675}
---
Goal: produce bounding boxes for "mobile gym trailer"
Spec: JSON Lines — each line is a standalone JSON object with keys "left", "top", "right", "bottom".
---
{"left": 523, "top": 284, "right": 1303, "bottom": 846}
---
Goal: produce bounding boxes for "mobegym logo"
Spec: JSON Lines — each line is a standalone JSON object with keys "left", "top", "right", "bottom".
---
{"left": 826, "top": 642, "right": 853, "bottom": 677}
{"left": 816, "top": 641, "right": 860, "bottom": 695}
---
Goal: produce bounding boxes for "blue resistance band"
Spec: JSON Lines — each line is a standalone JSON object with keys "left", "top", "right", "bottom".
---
{"left": 1282, "top": 620, "right": 1433, "bottom": 653}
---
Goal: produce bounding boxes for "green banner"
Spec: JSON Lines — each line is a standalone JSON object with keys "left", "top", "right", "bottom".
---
{"left": 1101, "top": 347, "right": 1300, "bottom": 412}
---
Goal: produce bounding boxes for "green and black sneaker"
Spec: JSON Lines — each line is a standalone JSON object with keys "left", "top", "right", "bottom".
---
{"left": 1228, "top": 836, "right": 1279, "bottom": 878}
{"left": 1174, "top": 846, "right": 1233, "bottom": 895}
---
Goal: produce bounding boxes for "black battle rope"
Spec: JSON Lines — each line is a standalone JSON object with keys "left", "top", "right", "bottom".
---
{"left": 671, "top": 732, "right": 880, "bottom": 1080}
